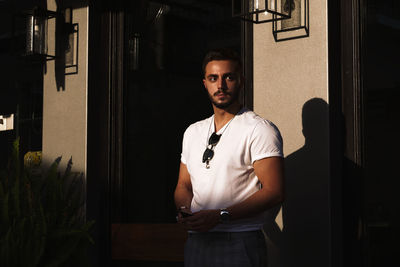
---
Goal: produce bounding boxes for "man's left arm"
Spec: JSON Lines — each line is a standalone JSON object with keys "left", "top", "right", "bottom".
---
{"left": 226, "top": 156, "right": 284, "bottom": 220}
{"left": 182, "top": 156, "right": 284, "bottom": 231}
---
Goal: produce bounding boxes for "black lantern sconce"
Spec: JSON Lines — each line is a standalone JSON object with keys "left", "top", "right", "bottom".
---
{"left": 20, "top": 6, "right": 79, "bottom": 74}
{"left": 232, "top": 0, "right": 291, "bottom": 24}
{"left": 273, "top": 0, "right": 309, "bottom": 41}
{"left": 23, "top": 7, "right": 57, "bottom": 60}
{"left": 233, "top": 0, "right": 309, "bottom": 42}
{"left": 61, "top": 8, "right": 79, "bottom": 75}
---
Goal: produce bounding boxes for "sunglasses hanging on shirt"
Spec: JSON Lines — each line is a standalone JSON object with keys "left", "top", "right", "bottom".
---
{"left": 203, "top": 113, "right": 238, "bottom": 169}
{"left": 202, "top": 132, "right": 221, "bottom": 169}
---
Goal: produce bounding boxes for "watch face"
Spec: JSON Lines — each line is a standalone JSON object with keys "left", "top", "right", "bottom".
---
{"left": 220, "top": 210, "right": 230, "bottom": 222}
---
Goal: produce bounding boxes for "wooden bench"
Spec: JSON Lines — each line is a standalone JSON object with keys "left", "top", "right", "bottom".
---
{"left": 111, "top": 223, "right": 187, "bottom": 262}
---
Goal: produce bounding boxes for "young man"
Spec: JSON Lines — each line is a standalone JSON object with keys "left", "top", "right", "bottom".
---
{"left": 174, "top": 48, "right": 284, "bottom": 267}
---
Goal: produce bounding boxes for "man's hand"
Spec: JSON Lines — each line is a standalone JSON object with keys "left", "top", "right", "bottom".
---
{"left": 180, "top": 209, "right": 220, "bottom": 232}
{"left": 176, "top": 207, "right": 193, "bottom": 221}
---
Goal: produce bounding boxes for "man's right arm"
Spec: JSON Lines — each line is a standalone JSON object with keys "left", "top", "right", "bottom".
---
{"left": 174, "top": 162, "right": 193, "bottom": 215}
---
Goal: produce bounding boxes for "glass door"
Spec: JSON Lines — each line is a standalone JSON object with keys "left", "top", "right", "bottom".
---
{"left": 123, "top": 0, "right": 241, "bottom": 225}
{"left": 112, "top": 1, "right": 243, "bottom": 266}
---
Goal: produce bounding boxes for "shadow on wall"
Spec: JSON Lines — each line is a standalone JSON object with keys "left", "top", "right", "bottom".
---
{"left": 264, "top": 98, "right": 331, "bottom": 267}
{"left": 54, "top": 0, "right": 88, "bottom": 91}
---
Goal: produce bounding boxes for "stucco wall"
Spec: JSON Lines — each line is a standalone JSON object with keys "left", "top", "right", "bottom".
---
{"left": 43, "top": 1, "right": 88, "bottom": 175}
{"left": 254, "top": 1, "right": 331, "bottom": 267}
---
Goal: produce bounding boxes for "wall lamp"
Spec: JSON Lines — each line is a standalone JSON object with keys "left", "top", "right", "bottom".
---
{"left": 20, "top": 6, "right": 79, "bottom": 74}
{"left": 23, "top": 7, "right": 57, "bottom": 60}
{"left": 232, "top": 0, "right": 291, "bottom": 23}
{"left": 233, "top": 0, "right": 309, "bottom": 42}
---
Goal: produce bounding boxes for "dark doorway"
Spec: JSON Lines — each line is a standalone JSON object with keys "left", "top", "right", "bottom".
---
{"left": 122, "top": 0, "right": 241, "bottom": 224}
{"left": 333, "top": 0, "right": 400, "bottom": 266}
{"left": 109, "top": 1, "right": 246, "bottom": 266}
{"left": 361, "top": 0, "right": 400, "bottom": 266}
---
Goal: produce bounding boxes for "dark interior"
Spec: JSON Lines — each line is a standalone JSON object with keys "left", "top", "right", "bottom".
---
{"left": 121, "top": 0, "right": 241, "bottom": 223}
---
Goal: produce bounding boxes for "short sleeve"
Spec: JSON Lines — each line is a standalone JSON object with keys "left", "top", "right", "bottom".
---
{"left": 250, "top": 120, "right": 283, "bottom": 163}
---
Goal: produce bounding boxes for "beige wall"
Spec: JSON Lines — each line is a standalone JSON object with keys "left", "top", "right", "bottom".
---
{"left": 254, "top": 3, "right": 328, "bottom": 155}
{"left": 254, "top": 1, "right": 331, "bottom": 267}
{"left": 43, "top": 1, "right": 89, "bottom": 174}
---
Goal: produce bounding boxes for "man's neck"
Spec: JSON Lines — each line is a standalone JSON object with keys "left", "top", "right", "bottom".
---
{"left": 213, "top": 102, "right": 242, "bottom": 132}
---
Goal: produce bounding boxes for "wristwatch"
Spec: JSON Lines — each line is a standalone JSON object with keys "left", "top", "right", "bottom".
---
{"left": 220, "top": 208, "right": 231, "bottom": 223}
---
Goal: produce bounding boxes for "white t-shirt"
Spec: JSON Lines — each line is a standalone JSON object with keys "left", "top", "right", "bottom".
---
{"left": 181, "top": 108, "right": 283, "bottom": 232}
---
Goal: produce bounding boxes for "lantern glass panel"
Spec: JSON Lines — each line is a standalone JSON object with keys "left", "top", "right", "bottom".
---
{"left": 25, "top": 10, "right": 50, "bottom": 57}
{"left": 273, "top": 0, "right": 309, "bottom": 42}
{"left": 25, "top": 15, "right": 34, "bottom": 55}
{"left": 233, "top": 0, "right": 291, "bottom": 23}
{"left": 281, "top": 0, "right": 301, "bottom": 29}
{"left": 34, "top": 15, "right": 48, "bottom": 55}
{"left": 254, "top": 0, "right": 266, "bottom": 11}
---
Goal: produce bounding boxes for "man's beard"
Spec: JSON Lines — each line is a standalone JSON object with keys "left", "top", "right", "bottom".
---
{"left": 208, "top": 89, "right": 240, "bottom": 109}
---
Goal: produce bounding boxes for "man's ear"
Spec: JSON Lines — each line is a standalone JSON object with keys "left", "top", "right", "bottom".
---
{"left": 203, "top": 78, "right": 207, "bottom": 88}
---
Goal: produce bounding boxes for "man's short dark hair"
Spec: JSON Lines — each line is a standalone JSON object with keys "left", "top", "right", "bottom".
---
{"left": 202, "top": 48, "right": 242, "bottom": 75}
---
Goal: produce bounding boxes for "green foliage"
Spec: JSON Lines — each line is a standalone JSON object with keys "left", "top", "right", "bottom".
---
{"left": 0, "top": 138, "right": 95, "bottom": 267}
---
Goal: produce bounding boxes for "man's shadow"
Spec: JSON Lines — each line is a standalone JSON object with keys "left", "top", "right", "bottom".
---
{"left": 264, "top": 98, "right": 331, "bottom": 267}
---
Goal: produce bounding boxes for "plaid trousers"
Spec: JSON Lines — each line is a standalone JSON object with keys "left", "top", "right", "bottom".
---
{"left": 184, "top": 230, "right": 267, "bottom": 267}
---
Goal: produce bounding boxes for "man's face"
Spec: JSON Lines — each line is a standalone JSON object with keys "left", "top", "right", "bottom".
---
{"left": 203, "top": 60, "right": 242, "bottom": 109}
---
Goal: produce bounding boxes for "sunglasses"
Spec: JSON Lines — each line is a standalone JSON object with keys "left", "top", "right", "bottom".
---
{"left": 202, "top": 132, "right": 221, "bottom": 168}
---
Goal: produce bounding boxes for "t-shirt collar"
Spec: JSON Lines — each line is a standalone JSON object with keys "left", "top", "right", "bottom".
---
{"left": 211, "top": 106, "right": 247, "bottom": 134}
